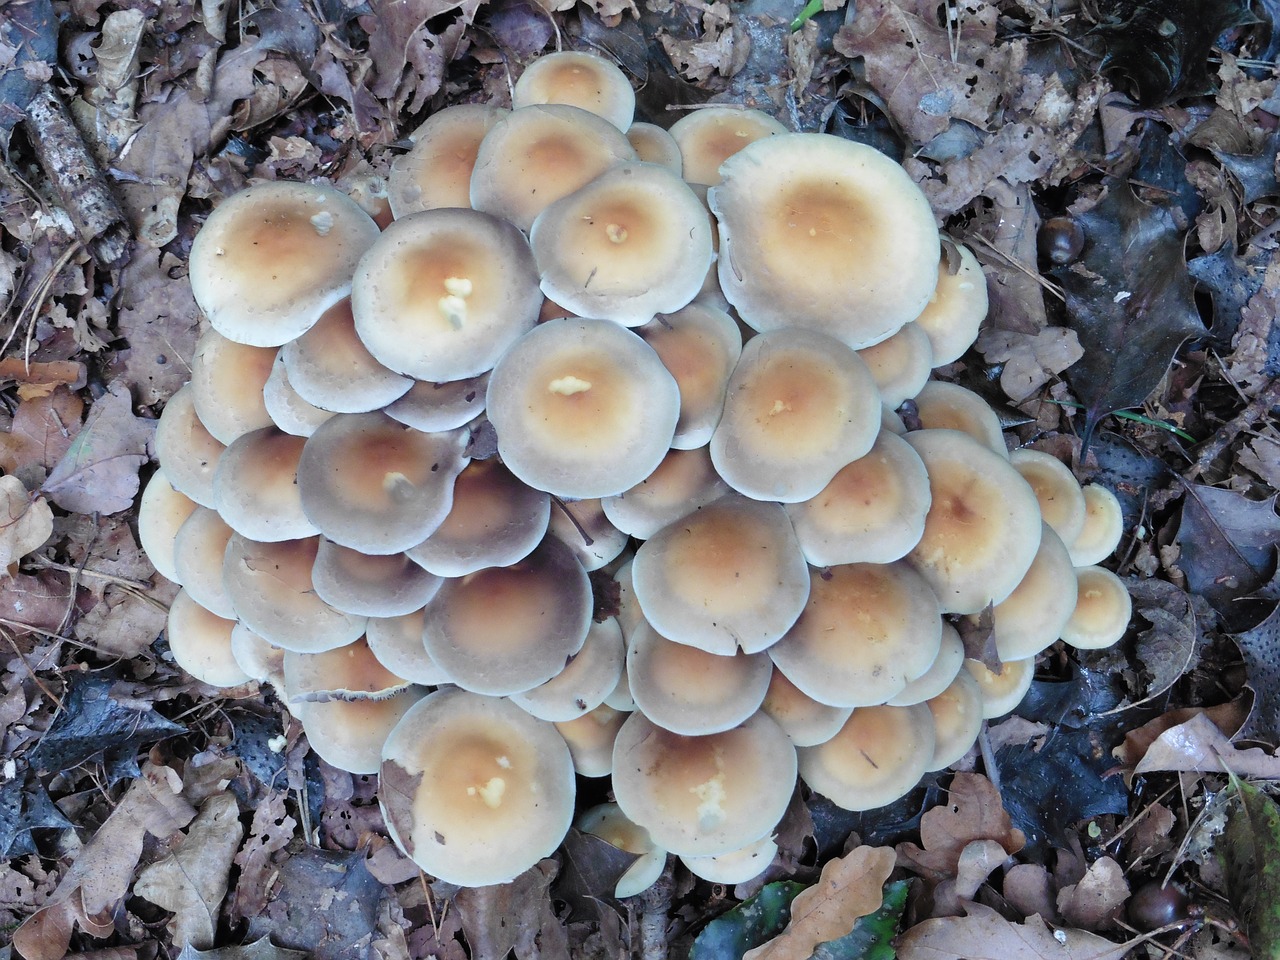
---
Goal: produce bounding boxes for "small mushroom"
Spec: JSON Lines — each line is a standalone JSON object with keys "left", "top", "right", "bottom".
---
{"left": 388, "top": 104, "right": 507, "bottom": 217}
{"left": 297, "top": 688, "right": 423, "bottom": 775}
{"left": 548, "top": 498, "right": 630, "bottom": 572}
{"left": 681, "top": 833, "right": 777, "bottom": 885}
{"left": 1067, "top": 484, "right": 1124, "bottom": 566}
{"left": 166, "top": 589, "right": 252, "bottom": 688}
{"left": 923, "top": 668, "right": 983, "bottom": 772}
{"left": 510, "top": 617, "right": 626, "bottom": 721}
{"left": 137, "top": 468, "right": 198, "bottom": 583}
{"left": 668, "top": 106, "right": 788, "bottom": 187}
{"left": 262, "top": 354, "right": 336, "bottom": 437}
{"left": 1060, "top": 566, "right": 1131, "bottom": 650}
{"left": 601, "top": 446, "right": 732, "bottom": 541}
{"left": 987, "top": 522, "right": 1078, "bottom": 661}
{"left": 885, "top": 622, "right": 965, "bottom": 707}
{"left": 555, "top": 703, "right": 629, "bottom": 778}
{"left": 365, "top": 609, "right": 453, "bottom": 687}
{"left": 512, "top": 51, "right": 635, "bottom": 132}
{"left": 914, "top": 241, "right": 988, "bottom": 366}
{"left": 187, "top": 330, "right": 276, "bottom": 446}
{"left": 797, "top": 703, "right": 935, "bottom": 812}
{"left": 154, "top": 385, "right": 225, "bottom": 508}
{"left": 576, "top": 804, "right": 667, "bottom": 898}
{"left": 283, "top": 637, "right": 410, "bottom": 703}
{"left": 213, "top": 427, "right": 318, "bottom": 542}
{"left": 383, "top": 374, "right": 490, "bottom": 434}
{"left": 912, "top": 381, "right": 1008, "bottom": 458}
{"left": 964, "top": 656, "right": 1035, "bottom": 719}
{"left": 311, "top": 538, "right": 443, "bottom": 618}
{"left": 856, "top": 321, "right": 934, "bottom": 409}
{"left": 626, "top": 122, "right": 682, "bottom": 172}
{"left": 171, "top": 507, "right": 236, "bottom": 619}
{"left": 760, "top": 667, "right": 854, "bottom": 747}
{"left": 1009, "top": 448, "right": 1086, "bottom": 546}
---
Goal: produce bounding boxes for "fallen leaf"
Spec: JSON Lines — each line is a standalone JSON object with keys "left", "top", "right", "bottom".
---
{"left": 1055, "top": 856, "right": 1129, "bottom": 931}
{"left": 1175, "top": 484, "right": 1280, "bottom": 626}
{"left": 810, "top": 878, "right": 907, "bottom": 960}
{"left": 1114, "top": 698, "right": 1251, "bottom": 767}
{"left": 0, "top": 475, "right": 53, "bottom": 569}
{"left": 690, "top": 881, "right": 805, "bottom": 960}
{"left": 1219, "top": 774, "right": 1280, "bottom": 959}
{"left": 453, "top": 860, "right": 569, "bottom": 960}
{"left": 973, "top": 328, "right": 1085, "bottom": 404}
{"left": 231, "top": 792, "right": 297, "bottom": 924}
{"left": 1235, "top": 601, "right": 1280, "bottom": 743}
{"left": 896, "top": 773, "right": 1025, "bottom": 884}
{"left": 1136, "top": 712, "right": 1280, "bottom": 778}
{"left": 895, "top": 902, "right": 1131, "bottom": 960}
{"left": 0, "top": 386, "right": 85, "bottom": 487}
{"left": 176, "top": 938, "right": 310, "bottom": 960}
{"left": 743, "top": 845, "right": 895, "bottom": 960}
{"left": 108, "top": 250, "right": 200, "bottom": 407}
{"left": 555, "top": 828, "right": 641, "bottom": 919}
{"left": 1129, "top": 578, "right": 1200, "bottom": 700}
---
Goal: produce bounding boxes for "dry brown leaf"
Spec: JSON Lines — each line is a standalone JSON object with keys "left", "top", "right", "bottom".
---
{"left": 0, "top": 386, "right": 86, "bottom": 487}
{"left": 743, "top": 845, "right": 895, "bottom": 960}
{"left": 973, "top": 327, "right": 1085, "bottom": 402}
{"left": 1003, "top": 863, "right": 1058, "bottom": 922}
{"left": 0, "top": 474, "right": 53, "bottom": 569}
{"left": 42, "top": 380, "right": 153, "bottom": 516}
{"left": 231, "top": 793, "right": 296, "bottom": 924}
{"left": 1134, "top": 712, "right": 1280, "bottom": 778}
{"left": 1115, "top": 698, "right": 1251, "bottom": 767}
{"left": 896, "top": 902, "right": 1131, "bottom": 960}
{"left": 1056, "top": 857, "right": 1129, "bottom": 932}
{"left": 453, "top": 859, "right": 568, "bottom": 960}
{"left": 896, "top": 773, "right": 1025, "bottom": 884}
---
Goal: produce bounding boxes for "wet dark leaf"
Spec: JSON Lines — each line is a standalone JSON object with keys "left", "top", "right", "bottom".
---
{"left": 483, "top": 0, "right": 554, "bottom": 58}
{"left": 1087, "top": 431, "right": 1171, "bottom": 524}
{"left": 555, "top": 829, "right": 641, "bottom": 920}
{"left": 0, "top": 773, "right": 72, "bottom": 858}
{"left": 1175, "top": 484, "right": 1280, "bottom": 626}
{"left": 1219, "top": 775, "right": 1280, "bottom": 957}
{"left": 689, "top": 881, "right": 805, "bottom": 960}
{"left": 1055, "top": 182, "right": 1206, "bottom": 444}
{"left": 1213, "top": 129, "right": 1280, "bottom": 205}
{"left": 0, "top": 0, "right": 56, "bottom": 136}
{"left": 807, "top": 774, "right": 943, "bottom": 858}
{"left": 1232, "top": 601, "right": 1280, "bottom": 744}
{"left": 176, "top": 937, "right": 310, "bottom": 959}
{"left": 1131, "top": 578, "right": 1201, "bottom": 700}
{"left": 1189, "top": 241, "right": 1270, "bottom": 341}
{"left": 811, "top": 879, "right": 907, "bottom": 960}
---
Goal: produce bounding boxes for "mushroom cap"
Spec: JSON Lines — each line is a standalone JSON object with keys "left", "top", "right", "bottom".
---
{"left": 365, "top": 608, "right": 453, "bottom": 687}
{"left": 885, "top": 622, "right": 965, "bottom": 706}
{"left": 154, "top": 385, "right": 225, "bottom": 509}
{"left": 383, "top": 373, "right": 489, "bottom": 434}
{"left": 171, "top": 506, "right": 237, "bottom": 619}
{"left": 421, "top": 535, "right": 592, "bottom": 696}
{"left": 612, "top": 558, "right": 646, "bottom": 645}
{"left": 769, "top": 561, "right": 943, "bottom": 708}
{"left": 797, "top": 703, "right": 935, "bottom": 812}
{"left": 531, "top": 162, "right": 714, "bottom": 327}
{"left": 626, "top": 621, "right": 773, "bottom": 735}
{"left": 601, "top": 445, "right": 732, "bottom": 541}
{"left": 311, "top": 538, "right": 443, "bottom": 618}
{"left": 555, "top": 703, "right": 629, "bottom": 778}
{"left": 668, "top": 106, "right": 788, "bottom": 187}
{"left": 709, "top": 133, "right": 940, "bottom": 349}
{"left": 631, "top": 493, "right": 811, "bottom": 656}
{"left": 352, "top": 208, "right": 542, "bottom": 382}
{"left": 626, "top": 122, "right": 682, "bottom": 172}
{"left": 1009, "top": 448, "right": 1087, "bottom": 546}
{"left": 229, "top": 621, "right": 286, "bottom": 692}
{"left": 406, "top": 458, "right": 550, "bottom": 578}
{"left": 213, "top": 427, "right": 319, "bottom": 542}
{"left": 547, "top": 498, "right": 630, "bottom": 572}
{"left": 138, "top": 468, "right": 198, "bottom": 584}
{"left": 188, "top": 330, "right": 276, "bottom": 446}
{"left": 1060, "top": 565, "right": 1131, "bottom": 650}
{"left": 485, "top": 317, "right": 680, "bottom": 499}
{"left": 905, "top": 429, "right": 1043, "bottom": 615}
{"left": 576, "top": 804, "right": 667, "bottom": 898}
{"left": 298, "top": 688, "right": 422, "bottom": 775}
{"left": 379, "top": 687, "right": 576, "bottom": 886}
{"left": 635, "top": 302, "right": 743, "bottom": 450}
{"left": 263, "top": 353, "right": 336, "bottom": 437}
{"left": 924, "top": 668, "right": 984, "bottom": 772}
{"left": 1067, "top": 484, "right": 1124, "bottom": 566}
{"left": 965, "top": 656, "right": 1035, "bottom": 719}
{"left": 681, "top": 834, "right": 777, "bottom": 885}
{"left": 297, "top": 414, "right": 471, "bottom": 555}
{"left": 709, "top": 328, "right": 881, "bottom": 502}
{"left": 760, "top": 667, "right": 854, "bottom": 747}
{"left": 283, "top": 637, "right": 410, "bottom": 703}
{"left": 512, "top": 51, "right": 635, "bottom": 132}
{"left": 166, "top": 588, "right": 252, "bottom": 688}
{"left": 784, "top": 428, "right": 932, "bottom": 567}
{"left": 388, "top": 104, "right": 507, "bottom": 217}
{"left": 912, "top": 380, "right": 1008, "bottom": 458}
{"left": 281, "top": 297, "right": 412, "bottom": 414}
{"left": 611, "top": 711, "right": 797, "bottom": 857}
{"left": 470, "top": 104, "right": 637, "bottom": 232}
{"left": 856, "top": 321, "right": 934, "bottom": 409}
{"left": 989, "top": 522, "right": 1078, "bottom": 661}
{"left": 189, "top": 180, "right": 380, "bottom": 347}
{"left": 510, "top": 617, "right": 626, "bottom": 722}
{"left": 914, "top": 241, "right": 988, "bottom": 366}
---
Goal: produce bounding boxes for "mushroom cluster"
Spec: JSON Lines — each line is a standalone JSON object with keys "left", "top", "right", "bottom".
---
{"left": 138, "top": 50, "right": 1132, "bottom": 891}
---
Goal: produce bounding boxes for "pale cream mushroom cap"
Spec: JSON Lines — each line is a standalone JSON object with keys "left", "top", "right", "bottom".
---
{"left": 612, "top": 558, "right": 646, "bottom": 645}
{"left": 913, "top": 380, "right": 1008, "bottom": 458}
{"left": 213, "top": 427, "right": 319, "bottom": 542}
{"left": 769, "top": 561, "right": 943, "bottom": 708}
{"left": 856, "top": 321, "right": 934, "bottom": 409}
{"left": 924, "top": 668, "right": 983, "bottom": 772}
{"left": 188, "top": 330, "right": 276, "bottom": 446}
{"left": 1060, "top": 566, "right": 1131, "bottom": 650}
{"left": 485, "top": 317, "right": 680, "bottom": 499}
{"left": 709, "top": 133, "right": 940, "bottom": 348}
{"left": 531, "top": 162, "right": 714, "bottom": 327}
{"left": 914, "top": 241, "right": 989, "bottom": 366}
{"left": 905, "top": 429, "right": 1043, "bottom": 615}
{"left": 576, "top": 804, "right": 667, "bottom": 898}
{"left": 283, "top": 637, "right": 410, "bottom": 703}
{"left": 155, "top": 385, "right": 226, "bottom": 509}
{"left": 965, "top": 656, "right": 1035, "bottom": 719}
{"left": 1009, "top": 448, "right": 1087, "bottom": 546}
{"left": 709, "top": 328, "right": 881, "bottom": 502}
{"left": 602, "top": 445, "right": 732, "bottom": 541}
{"left": 138, "top": 468, "right": 198, "bottom": 583}
{"left": 263, "top": 353, "right": 336, "bottom": 437}
{"left": 760, "top": 668, "right": 854, "bottom": 747}
{"left": 352, "top": 208, "right": 542, "bottom": 382}
{"left": 784, "top": 428, "right": 931, "bottom": 567}
{"left": 510, "top": 617, "right": 626, "bottom": 722}
{"left": 631, "top": 493, "right": 811, "bottom": 656}
{"left": 626, "top": 122, "right": 682, "bottom": 172}
{"left": 668, "top": 106, "right": 788, "bottom": 187}
{"left": 229, "top": 622, "right": 286, "bottom": 692}
{"left": 379, "top": 687, "right": 576, "bottom": 886}
{"left": 470, "top": 104, "right": 637, "bottom": 232}
{"left": 365, "top": 608, "right": 452, "bottom": 687}
{"left": 989, "top": 522, "right": 1078, "bottom": 661}
{"left": 388, "top": 104, "right": 507, "bottom": 217}
{"left": 1067, "top": 484, "right": 1124, "bottom": 566}
{"left": 548, "top": 498, "right": 630, "bottom": 572}
{"left": 611, "top": 711, "right": 797, "bottom": 857}
{"left": 298, "top": 688, "right": 422, "bottom": 775}
{"left": 512, "top": 51, "right": 635, "bottom": 132}
{"left": 681, "top": 834, "right": 777, "bottom": 885}
{"left": 881, "top": 406, "right": 907, "bottom": 436}
{"left": 171, "top": 506, "right": 236, "bottom": 619}
{"left": 166, "top": 589, "right": 252, "bottom": 688}
{"left": 886, "top": 622, "right": 964, "bottom": 707}
{"left": 384, "top": 373, "right": 489, "bottom": 434}
{"left": 189, "top": 180, "right": 380, "bottom": 347}
{"left": 797, "top": 703, "right": 935, "bottom": 812}
{"left": 311, "top": 538, "right": 442, "bottom": 618}
{"left": 555, "top": 703, "right": 629, "bottom": 777}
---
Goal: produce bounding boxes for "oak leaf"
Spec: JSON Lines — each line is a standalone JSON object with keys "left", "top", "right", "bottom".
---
{"left": 895, "top": 902, "right": 1131, "bottom": 960}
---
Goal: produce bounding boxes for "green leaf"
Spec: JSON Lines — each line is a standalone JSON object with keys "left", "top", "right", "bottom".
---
{"left": 690, "top": 881, "right": 806, "bottom": 960}
{"left": 812, "top": 879, "right": 909, "bottom": 960}
{"left": 1219, "top": 774, "right": 1280, "bottom": 958}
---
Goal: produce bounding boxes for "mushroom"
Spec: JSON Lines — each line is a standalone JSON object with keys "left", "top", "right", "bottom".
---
{"left": 885, "top": 622, "right": 965, "bottom": 707}
{"left": 681, "top": 834, "right": 777, "bottom": 885}
{"left": 512, "top": 51, "right": 635, "bottom": 132}
{"left": 964, "top": 656, "right": 1035, "bottom": 719}
{"left": 189, "top": 180, "right": 380, "bottom": 347}
{"left": 625, "top": 122, "right": 682, "bottom": 172}
{"left": 912, "top": 380, "right": 1008, "bottom": 458}
{"left": 365, "top": 608, "right": 453, "bottom": 687}
{"left": 1067, "top": 484, "right": 1124, "bottom": 566}
{"left": 668, "top": 106, "right": 788, "bottom": 187}
{"left": 137, "top": 468, "right": 198, "bottom": 584}
{"left": 1009, "top": 448, "right": 1087, "bottom": 546}
{"left": 510, "top": 617, "right": 626, "bottom": 722}
{"left": 283, "top": 637, "right": 410, "bottom": 703}
{"left": 383, "top": 374, "right": 490, "bottom": 434}
{"left": 297, "top": 688, "right": 423, "bottom": 775}
{"left": 213, "top": 427, "right": 319, "bottom": 542}
{"left": 311, "top": 538, "right": 443, "bottom": 618}
{"left": 171, "top": 507, "right": 237, "bottom": 619}
{"left": 576, "top": 804, "right": 667, "bottom": 898}
{"left": 187, "top": 330, "right": 276, "bottom": 446}
{"left": 913, "top": 241, "right": 989, "bottom": 366}
{"left": 229, "top": 622, "right": 287, "bottom": 692}
{"left": 262, "top": 353, "right": 336, "bottom": 437}
{"left": 601, "top": 446, "right": 732, "bottom": 541}
{"left": 166, "top": 589, "right": 252, "bottom": 688}
{"left": 1060, "top": 566, "right": 1131, "bottom": 650}
{"left": 856, "top": 321, "right": 934, "bottom": 409}
{"left": 379, "top": 687, "right": 576, "bottom": 886}
{"left": 923, "top": 668, "right": 983, "bottom": 772}
{"left": 759, "top": 667, "right": 854, "bottom": 747}
{"left": 154, "top": 385, "right": 225, "bottom": 508}
{"left": 555, "top": 703, "right": 629, "bottom": 778}
{"left": 987, "top": 522, "right": 1078, "bottom": 661}
{"left": 796, "top": 703, "right": 935, "bottom": 811}
{"left": 388, "top": 104, "right": 507, "bottom": 218}
{"left": 548, "top": 498, "right": 630, "bottom": 572}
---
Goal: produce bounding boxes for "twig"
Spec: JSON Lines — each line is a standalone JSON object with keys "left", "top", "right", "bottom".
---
{"left": 638, "top": 858, "right": 674, "bottom": 960}
{"left": 1185, "top": 375, "right": 1280, "bottom": 481}
{"left": 1, "top": 628, "right": 64, "bottom": 709}
{"left": 30, "top": 556, "right": 153, "bottom": 591}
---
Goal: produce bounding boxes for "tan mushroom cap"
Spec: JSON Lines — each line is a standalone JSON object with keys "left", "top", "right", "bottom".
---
{"left": 602, "top": 445, "right": 732, "bottom": 541}
{"left": 311, "top": 538, "right": 442, "bottom": 618}
{"left": 548, "top": 498, "right": 630, "bottom": 572}
{"left": 166, "top": 589, "right": 252, "bottom": 688}
{"left": 636, "top": 302, "right": 743, "bottom": 450}
{"left": 626, "top": 122, "right": 682, "bottom": 172}
{"left": 631, "top": 493, "right": 811, "bottom": 656}
{"left": 407, "top": 458, "right": 550, "bottom": 578}
{"left": 189, "top": 180, "right": 380, "bottom": 347}
{"left": 513, "top": 51, "right": 635, "bottom": 132}
{"left": 172, "top": 506, "right": 236, "bottom": 619}
{"left": 626, "top": 621, "right": 773, "bottom": 735}
{"left": 379, "top": 687, "right": 576, "bottom": 886}
{"left": 213, "top": 427, "right": 318, "bottom": 542}
{"left": 298, "top": 688, "right": 422, "bottom": 775}
{"left": 988, "top": 522, "right": 1078, "bottom": 661}
{"left": 681, "top": 834, "right": 777, "bottom": 885}
{"left": 912, "top": 380, "right": 1008, "bottom": 458}
{"left": 282, "top": 298, "right": 412, "bottom": 414}
{"left": 709, "top": 133, "right": 940, "bottom": 348}
{"left": 914, "top": 241, "right": 989, "bottom": 366}
{"left": 856, "top": 321, "right": 934, "bottom": 409}
{"left": 1067, "top": 484, "right": 1124, "bottom": 566}
{"left": 510, "top": 617, "right": 626, "bottom": 722}
{"left": 668, "top": 106, "right": 788, "bottom": 187}
{"left": 229, "top": 622, "right": 286, "bottom": 692}
{"left": 576, "top": 804, "right": 667, "bottom": 898}
{"left": 555, "top": 703, "right": 629, "bottom": 777}
{"left": 531, "top": 162, "right": 714, "bottom": 327}
{"left": 138, "top": 468, "right": 198, "bottom": 584}
{"left": 924, "top": 668, "right": 983, "bottom": 772}
{"left": 611, "top": 711, "right": 797, "bottom": 857}
{"left": 188, "top": 330, "right": 276, "bottom": 446}
{"left": 710, "top": 328, "right": 881, "bottom": 502}
{"left": 283, "top": 637, "right": 410, "bottom": 703}
{"left": 905, "top": 429, "right": 1043, "bottom": 615}
{"left": 612, "top": 558, "right": 646, "bottom": 644}
{"left": 297, "top": 414, "right": 471, "bottom": 555}
{"left": 422, "top": 536, "right": 592, "bottom": 696}
{"left": 1060, "top": 566, "right": 1131, "bottom": 650}
{"left": 965, "top": 656, "right": 1035, "bottom": 719}
{"left": 263, "top": 353, "right": 336, "bottom": 437}
{"left": 384, "top": 373, "right": 489, "bottom": 434}
{"left": 365, "top": 608, "right": 452, "bottom": 687}
{"left": 486, "top": 317, "right": 680, "bottom": 499}
{"left": 388, "top": 104, "right": 507, "bottom": 217}
{"left": 760, "top": 667, "right": 854, "bottom": 747}
{"left": 881, "top": 406, "right": 907, "bottom": 436}
{"left": 769, "top": 561, "right": 943, "bottom": 708}
{"left": 1009, "top": 448, "right": 1087, "bottom": 546}
{"left": 471, "top": 104, "right": 637, "bottom": 232}
{"left": 784, "top": 428, "right": 932, "bottom": 567}
{"left": 155, "top": 386, "right": 225, "bottom": 509}
{"left": 352, "top": 208, "right": 542, "bottom": 382}
{"left": 886, "top": 621, "right": 964, "bottom": 706}
{"left": 797, "top": 703, "right": 935, "bottom": 812}
{"left": 223, "top": 534, "right": 367, "bottom": 653}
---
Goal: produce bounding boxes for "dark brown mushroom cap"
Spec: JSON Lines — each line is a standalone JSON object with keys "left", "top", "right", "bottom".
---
{"left": 631, "top": 493, "right": 811, "bottom": 656}
{"left": 379, "top": 687, "right": 576, "bottom": 886}
{"left": 189, "top": 180, "right": 380, "bottom": 347}
{"left": 154, "top": 385, "right": 225, "bottom": 508}
{"left": 388, "top": 104, "right": 507, "bottom": 217}
{"left": 797, "top": 703, "right": 935, "bottom": 811}
{"left": 421, "top": 535, "right": 592, "bottom": 696}
{"left": 297, "top": 413, "right": 471, "bottom": 555}
{"left": 512, "top": 51, "right": 636, "bottom": 132}
{"left": 311, "top": 538, "right": 443, "bottom": 618}
{"left": 668, "top": 106, "right": 788, "bottom": 187}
